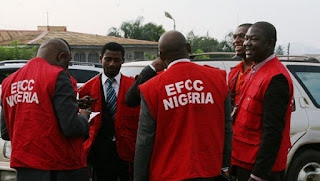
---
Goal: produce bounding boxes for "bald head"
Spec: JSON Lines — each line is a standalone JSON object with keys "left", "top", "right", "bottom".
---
{"left": 37, "top": 38, "right": 71, "bottom": 69}
{"left": 158, "top": 30, "right": 191, "bottom": 64}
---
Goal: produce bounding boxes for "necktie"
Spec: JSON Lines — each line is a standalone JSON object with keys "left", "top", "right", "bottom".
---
{"left": 106, "top": 78, "right": 117, "bottom": 119}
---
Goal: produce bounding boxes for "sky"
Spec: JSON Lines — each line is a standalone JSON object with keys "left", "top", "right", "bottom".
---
{"left": 1, "top": 0, "right": 320, "bottom": 54}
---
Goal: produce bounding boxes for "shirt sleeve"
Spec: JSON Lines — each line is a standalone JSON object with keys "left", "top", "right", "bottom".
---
{"left": 134, "top": 94, "right": 156, "bottom": 181}
{"left": 53, "top": 71, "right": 89, "bottom": 138}
{"left": 252, "top": 74, "right": 290, "bottom": 179}
{"left": 125, "top": 65, "right": 157, "bottom": 107}
{"left": 0, "top": 102, "right": 10, "bottom": 140}
{"left": 223, "top": 92, "right": 232, "bottom": 168}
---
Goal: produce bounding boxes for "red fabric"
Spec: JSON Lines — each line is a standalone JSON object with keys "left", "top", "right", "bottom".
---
{"left": 228, "top": 61, "right": 252, "bottom": 105}
{"left": 79, "top": 74, "right": 140, "bottom": 162}
{"left": 139, "top": 62, "right": 228, "bottom": 181}
{"left": 1, "top": 57, "right": 86, "bottom": 170}
{"left": 232, "top": 57, "right": 293, "bottom": 171}
{"left": 70, "top": 75, "right": 79, "bottom": 96}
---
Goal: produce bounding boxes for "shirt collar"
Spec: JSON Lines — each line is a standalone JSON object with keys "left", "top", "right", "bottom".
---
{"left": 252, "top": 54, "right": 276, "bottom": 72}
{"left": 101, "top": 72, "right": 121, "bottom": 85}
{"left": 167, "top": 58, "right": 191, "bottom": 69}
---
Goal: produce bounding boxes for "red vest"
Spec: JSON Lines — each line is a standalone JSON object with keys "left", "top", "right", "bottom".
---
{"left": 232, "top": 57, "right": 293, "bottom": 171}
{"left": 228, "top": 61, "right": 252, "bottom": 106}
{"left": 1, "top": 58, "right": 86, "bottom": 170}
{"left": 139, "top": 62, "right": 228, "bottom": 181}
{"left": 228, "top": 62, "right": 242, "bottom": 93}
{"left": 79, "top": 74, "right": 140, "bottom": 162}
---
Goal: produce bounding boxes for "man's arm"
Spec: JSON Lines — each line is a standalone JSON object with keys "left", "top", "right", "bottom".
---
{"left": 251, "top": 74, "right": 290, "bottom": 179}
{"left": 223, "top": 93, "right": 232, "bottom": 169}
{"left": 53, "top": 71, "right": 89, "bottom": 137}
{"left": 0, "top": 102, "right": 9, "bottom": 140}
{"left": 125, "top": 58, "right": 165, "bottom": 107}
{"left": 134, "top": 94, "right": 156, "bottom": 181}
{"left": 125, "top": 66, "right": 156, "bottom": 107}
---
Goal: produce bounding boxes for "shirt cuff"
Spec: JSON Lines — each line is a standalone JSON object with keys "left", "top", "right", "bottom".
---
{"left": 148, "top": 64, "right": 156, "bottom": 72}
{"left": 222, "top": 167, "right": 229, "bottom": 172}
{"left": 250, "top": 174, "right": 266, "bottom": 181}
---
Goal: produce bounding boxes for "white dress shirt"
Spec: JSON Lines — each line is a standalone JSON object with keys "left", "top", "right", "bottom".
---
{"left": 101, "top": 72, "right": 121, "bottom": 100}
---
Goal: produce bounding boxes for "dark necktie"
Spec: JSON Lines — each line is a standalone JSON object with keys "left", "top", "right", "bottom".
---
{"left": 106, "top": 78, "right": 117, "bottom": 119}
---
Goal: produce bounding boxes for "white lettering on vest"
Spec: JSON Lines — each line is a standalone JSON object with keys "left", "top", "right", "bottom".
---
{"left": 162, "top": 79, "right": 214, "bottom": 110}
{"left": 5, "top": 79, "right": 39, "bottom": 107}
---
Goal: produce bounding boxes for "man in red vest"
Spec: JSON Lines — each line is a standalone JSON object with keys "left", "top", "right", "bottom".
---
{"left": 1, "top": 38, "right": 90, "bottom": 181}
{"left": 134, "top": 30, "right": 232, "bottom": 181}
{"left": 231, "top": 22, "right": 293, "bottom": 181}
{"left": 228, "top": 23, "right": 253, "bottom": 108}
{"left": 79, "top": 42, "right": 140, "bottom": 181}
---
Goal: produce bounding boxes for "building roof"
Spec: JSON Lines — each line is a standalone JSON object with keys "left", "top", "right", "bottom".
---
{"left": 0, "top": 26, "right": 158, "bottom": 46}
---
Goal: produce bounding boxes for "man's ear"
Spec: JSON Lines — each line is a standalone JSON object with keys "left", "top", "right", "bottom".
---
{"left": 57, "top": 52, "right": 65, "bottom": 63}
{"left": 99, "top": 55, "right": 103, "bottom": 63}
{"left": 121, "top": 57, "right": 125, "bottom": 64}
{"left": 160, "top": 53, "right": 166, "bottom": 63}
{"left": 268, "top": 39, "right": 276, "bottom": 49}
{"left": 159, "top": 55, "right": 168, "bottom": 67}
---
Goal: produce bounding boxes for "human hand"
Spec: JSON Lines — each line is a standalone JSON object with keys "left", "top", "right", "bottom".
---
{"left": 77, "top": 96, "right": 95, "bottom": 109}
{"left": 151, "top": 57, "right": 166, "bottom": 72}
{"left": 79, "top": 109, "right": 91, "bottom": 119}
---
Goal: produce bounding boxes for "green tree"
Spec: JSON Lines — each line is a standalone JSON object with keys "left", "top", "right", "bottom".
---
{"left": 187, "top": 31, "right": 219, "bottom": 53}
{"left": 0, "top": 41, "right": 37, "bottom": 61}
{"left": 142, "top": 23, "right": 165, "bottom": 41}
{"left": 108, "top": 17, "right": 166, "bottom": 41}
{"left": 144, "top": 52, "right": 157, "bottom": 60}
{"left": 192, "top": 49, "right": 210, "bottom": 59}
{"left": 217, "top": 32, "right": 234, "bottom": 52}
{"left": 107, "top": 27, "right": 121, "bottom": 37}
{"left": 275, "top": 45, "right": 284, "bottom": 55}
{"left": 187, "top": 31, "right": 235, "bottom": 58}
{"left": 120, "top": 17, "right": 144, "bottom": 39}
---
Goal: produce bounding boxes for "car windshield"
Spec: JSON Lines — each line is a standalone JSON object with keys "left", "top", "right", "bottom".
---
{"left": 68, "top": 69, "right": 100, "bottom": 83}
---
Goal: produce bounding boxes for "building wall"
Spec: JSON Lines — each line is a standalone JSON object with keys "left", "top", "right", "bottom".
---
{"left": 71, "top": 46, "right": 157, "bottom": 63}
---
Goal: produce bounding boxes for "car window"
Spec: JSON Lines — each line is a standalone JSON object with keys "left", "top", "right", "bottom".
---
{"left": 287, "top": 65, "right": 320, "bottom": 108}
{"left": 0, "top": 68, "right": 20, "bottom": 84}
{"left": 67, "top": 69, "right": 100, "bottom": 83}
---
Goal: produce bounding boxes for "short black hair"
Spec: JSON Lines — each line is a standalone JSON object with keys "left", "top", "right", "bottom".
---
{"left": 238, "top": 23, "right": 253, "bottom": 29}
{"left": 101, "top": 42, "right": 125, "bottom": 57}
{"left": 252, "top": 21, "right": 277, "bottom": 42}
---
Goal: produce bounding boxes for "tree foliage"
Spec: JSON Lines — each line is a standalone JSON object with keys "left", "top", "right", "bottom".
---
{"left": 187, "top": 31, "right": 219, "bottom": 53}
{"left": 275, "top": 45, "right": 284, "bottom": 55}
{"left": 107, "top": 17, "right": 236, "bottom": 58}
{"left": 192, "top": 49, "right": 210, "bottom": 59}
{"left": 187, "top": 31, "right": 234, "bottom": 57}
{"left": 0, "top": 41, "right": 37, "bottom": 61}
{"left": 107, "top": 17, "right": 165, "bottom": 42}
{"left": 107, "top": 27, "right": 121, "bottom": 37}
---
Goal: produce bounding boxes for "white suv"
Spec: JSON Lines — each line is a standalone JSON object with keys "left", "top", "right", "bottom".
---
{"left": 120, "top": 56, "right": 320, "bottom": 181}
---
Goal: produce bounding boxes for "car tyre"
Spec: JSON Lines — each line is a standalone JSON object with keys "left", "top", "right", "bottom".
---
{"left": 286, "top": 149, "right": 320, "bottom": 181}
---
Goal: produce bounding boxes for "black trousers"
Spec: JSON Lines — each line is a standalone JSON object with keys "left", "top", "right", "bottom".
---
{"left": 91, "top": 139, "right": 132, "bottom": 181}
{"left": 16, "top": 167, "right": 89, "bottom": 181}
{"left": 231, "top": 166, "right": 285, "bottom": 181}
{"left": 184, "top": 174, "right": 230, "bottom": 181}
